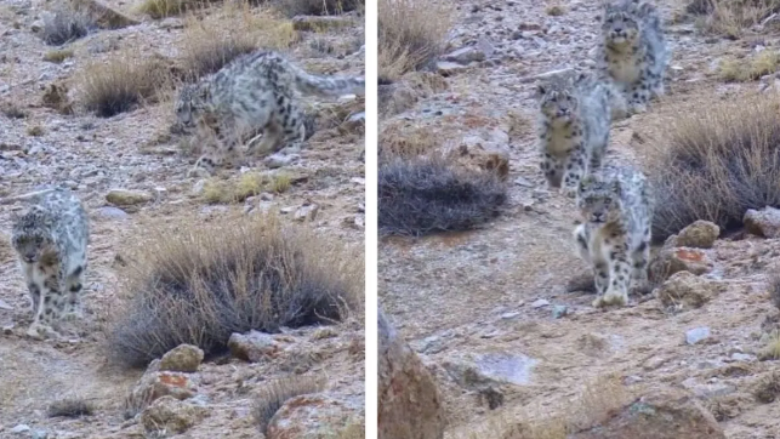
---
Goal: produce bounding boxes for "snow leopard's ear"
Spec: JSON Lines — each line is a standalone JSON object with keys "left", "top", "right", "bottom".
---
{"left": 535, "top": 83, "right": 547, "bottom": 98}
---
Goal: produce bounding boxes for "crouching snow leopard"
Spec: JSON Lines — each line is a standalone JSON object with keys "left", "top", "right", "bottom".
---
{"left": 536, "top": 70, "right": 612, "bottom": 198}
{"left": 598, "top": 0, "right": 669, "bottom": 114}
{"left": 172, "top": 50, "right": 365, "bottom": 177}
{"left": 573, "top": 164, "right": 653, "bottom": 308}
{"left": 10, "top": 187, "right": 89, "bottom": 338}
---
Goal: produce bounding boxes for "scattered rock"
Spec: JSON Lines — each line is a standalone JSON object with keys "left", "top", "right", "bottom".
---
{"left": 105, "top": 189, "right": 153, "bottom": 206}
{"left": 668, "top": 220, "right": 720, "bottom": 248}
{"left": 744, "top": 207, "right": 780, "bottom": 238}
{"left": 70, "top": 0, "right": 140, "bottom": 29}
{"left": 264, "top": 153, "right": 300, "bottom": 169}
{"left": 94, "top": 206, "right": 130, "bottom": 220}
{"left": 267, "top": 394, "right": 362, "bottom": 439}
{"left": 436, "top": 61, "right": 470, "bottom": 76}
{"left": 378, "top": 308, "right": 445, "bottom": 439}
{"left": 531, "top": 299, "right": 549, "bottom": 308}
{"left": 228, "top": 330, "right": 281, "bottom": 362}
{"left": 655, "top": 271, "right": 723, "bottom": 310}
{"left": 141, "top": 396, "right": 207, "bottom": 435}
{"left": 650, "top": 247, "right": 714, "bottom": 282}
{"left": 127, "top": 371, "right": 198, "bottom": 406}
{"left": 447, "top": 137, "right": 510, "bottom": 180}
{"left": 294, "top": 202, "right": 319, "bottom": 222}
{"left": 569, "top": 387, "right": 725, "bottom": 439}
{"left": 291, "top": 15, "right": 353, "bottom": 32}
{"left": 443, "top": 351, "right": 538, "bottom": 387}
{"left": 686, "top": 327, "right": 712, "bottom": 345}
{"left": 159, "top": 344, "right": 204, "bottom": 373}
{"left": 443, "top": 46, "right": 486, "bottom": 64}
{"left": 552, "top": 304, "right": 568, "bottom": 319}
{"left": 10, "top": 424, "right": 30, "bottom": 434}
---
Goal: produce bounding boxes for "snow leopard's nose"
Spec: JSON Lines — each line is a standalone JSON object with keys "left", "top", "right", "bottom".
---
{"left": 23, "top": 254, "right": 36, "bottom": 263}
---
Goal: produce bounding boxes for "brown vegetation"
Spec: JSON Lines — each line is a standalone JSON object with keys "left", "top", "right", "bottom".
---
{"left": 688, "top": 0, "right": 780, "bottom": 37}
{"left": 252, "top": 376, "right": 325, "bottom": 434}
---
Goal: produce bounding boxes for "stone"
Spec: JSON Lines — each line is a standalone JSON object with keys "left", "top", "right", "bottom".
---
{"left": 105, "top": 189, "right": 153, "bottom": 206}
{"left": 443, "top": 351, "right": 538, "bottom": 387}
{"left": 447, "top": 137, "right": 510, "bottom": 181}
{"left": 159, "top": 344, "right": 204, "bottom": 373}
{"left": 569, "top": 387, "right": 725, "bottom": 439}
{"left": 291, "top": 15, "right": 353, "bottom": 31}
{"left": 10, "top": 424, "right": 30, "bottom": 434}
{"left": 686, "top": 327, "right": 712, "bottom": 345}
{"left": 378, "top": 308, "right": 445, "bottom": 439}
{"left": 744, "top": 207, "right": 780, "bottom": 238}
{"left": 141, "top": 396, "right": 207, "bottom": 434}
{"left": 264, "top": 153, "right": 300, "bottom": 169}
{"left": 94, "top": 206, "right": 130, "bottom": 220}
{"left": 70, "top": 0, "right": 140, "bottom": 29}
{"left": 531, "top": 299, "right": 549, "bottom": 308}
{"left": 443, "top": 46, "right": 486, "bottom": 64}
{"left": 127, "top": 371, "right": 198, "bottom": 406}
{"left": 266, "top": 394, "right": 362, "bottom": 439}
{"left": 655, "top": 271, "right": 723, "bottom": 310}
{"left": 294, "top": 203, "right": 319, "bottom": 222}
{"left": 650, "top": 247, "right": 713, "bottom": 282}
{"left": 0, "top": 299, "right": 12, "bottom": 310}
{"left": 436, "top": 61, "right": 469, "bottom": 76}
{"left": 552, "top": 305, "right": 568, "bottom": 319}
{"left": 228, "top": 330, "right": 281, "bottom": 362}
{"left": 669, "top": 220, "right": 720, "bottom": 248}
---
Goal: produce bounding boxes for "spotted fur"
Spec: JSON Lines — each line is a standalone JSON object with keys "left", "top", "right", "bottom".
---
{"left": 10, "top": 187, "right": 89, "bottom": 338}
{"left": 573, "top": 164, "right": 653, "bottom": 308}
{"left": 536, "top": 70, "right": 612, "bottom": 197}
{"left": 172, "top": 50, "right": 365, "bottom": 176}
{"left": 597, "top": 0, "right": 669, "bottom": 114}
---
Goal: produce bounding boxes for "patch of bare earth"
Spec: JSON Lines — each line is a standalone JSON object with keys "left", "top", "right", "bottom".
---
{"left": 379, "top": 1, "right": 780, "bottom": 438}
{"left": 0, "top": 0, "right": 364, "bottom": 437}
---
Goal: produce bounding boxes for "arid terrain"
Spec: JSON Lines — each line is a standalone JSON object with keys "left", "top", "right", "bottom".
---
{"left": 379, "top": 0, "right": 780, "bottom": 438}
{"left": 0, "top": 0, "right": 365, "bottom": 437}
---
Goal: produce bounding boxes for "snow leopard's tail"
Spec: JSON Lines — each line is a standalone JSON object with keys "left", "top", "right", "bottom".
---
{"left": 286, "top": 60, "right": 365, "bottom": 98}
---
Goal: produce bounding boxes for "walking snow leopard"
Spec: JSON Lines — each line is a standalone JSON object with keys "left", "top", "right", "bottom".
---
{"left": 9, "top": 187, "right": 89, "bottom": 338}
{"left": 171, "top": 50, "right": 365, "bottom": 177}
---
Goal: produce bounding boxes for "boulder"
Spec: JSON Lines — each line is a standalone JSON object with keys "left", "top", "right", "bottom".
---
{"left": 105, "top": 189, "right": 153, "bottom": 206}
{"left": 668, "top": 220, "right": 720, "bottom": 248}
{"left": 744, "top": 207, "right": 780, "bottom": 238}
{"left": 378, "top": 308, "right": 445, "bottom": 439}
{"left": 159, "top": 344, "right": 204, "bottom": 373}
{"left": 655, "top": 271, "right": 723, "bottom": 310}
{"left": 650, "top": 247, "right": 713, "bottom": 283}
{"left": 141, "top": 396, "right": 207, "bottom": 434}
{"left": 228, "top": 330, "right": 282, "bottom": 362}
{"left": 266, "top": 394, "right": 363, "bottom": 439}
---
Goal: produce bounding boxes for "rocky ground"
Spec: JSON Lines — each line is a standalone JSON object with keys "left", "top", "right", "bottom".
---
{"left": 0, "top": 0, "right": 365, "bottom": 437}
{"left": 379, "top": 1, "right": 780, "bottom": 438}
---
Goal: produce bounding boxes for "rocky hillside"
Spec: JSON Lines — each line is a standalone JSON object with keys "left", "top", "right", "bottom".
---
{"left": 379, "top": 0, "right": 780, "bottom": 437}
{"left": 0, "top": 0, "right": 365, "bottom": 437}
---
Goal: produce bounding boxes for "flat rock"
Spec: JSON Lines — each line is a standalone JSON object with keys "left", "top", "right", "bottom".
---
{"left": 228, "top": 330, "right": 281, "bottom": 362}
{"left": 744, "top": 207, "right": 780, "bottom": 238}
{"left": 444, "top": 351, "right": 538, "bottom": 387}
{"left": 443, "top": 46, "right": 486, "bottom": 64}
{"left": 105, "top": 189, "right": 153, "bottom": 206}
{"left": 378, "top": 308, "right": 445, "bottom": 439}
{"left": 94, "top": 206, "right": 130, "bottom": 220}
{"left": 267, "top": 394, "right": 362, "bottom": 439}
{"left": 436, "top": 61, "right": 469, "bottom": 76}
{"left": 686, "top": 327, "right": 712, "bottom": 345}
{"left": 159, "top": 344, "right": 204, "bottom": 373}
{"left": 141, "top": 396, "right": 207, "bottom": 435}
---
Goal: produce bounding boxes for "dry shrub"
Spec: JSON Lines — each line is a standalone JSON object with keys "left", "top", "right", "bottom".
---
{"left": 378, "top": 157, "right": 507, "bottom": 236}
{"left": 718, "top": 50, "right": 779, "bottom": 81}
{"left": 47, "top": 398, "right": 94, "bottom": 418}
{"left": 79, "top": 54, "right": 173, "bottom": 117}
{"left": 42, "top": 3, "right": 93, "bottom": 46}
{"left": 105, "top": 214, "right": 362, "bottom": 368}
{"left": 753, "top": 372, "right": 780, "bottom": 403}
{"left": 378, "top": 123, "right": 439, "bottom": 159}
{"left": 275, "top": 0, "right": 363, "bottom": 17}
{"left": 202, "top": 172, "right": 294, "bottom": 204}
{"left": 645, "top": 94, "right": 780, "bottom": 242}
{"left": 759, "top": 332, "right": 780, "bottom": 360}
{"left": 179, "top": 10, "right": 297, "bottom": 81}
{"left": 252, "top": 376, "right": 325, "bottom": 434}
{"left": 43, "top": 49, "right": 74, "bottom": 63}
{"left": 378, "top": 0, "right": 452, "bottom": 81}
{"left": 771, "top": 274, "right": 780, "bottom": 310}
{"left": 135, "top": 0, "right": 217, "bottom": 19}
{"left": 689, "top": 0, "right": 780, "bottom": 37}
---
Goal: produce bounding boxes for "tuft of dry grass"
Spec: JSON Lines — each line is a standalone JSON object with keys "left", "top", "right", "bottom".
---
{"left": 546, "top": 4, "right": 566, "bottom": 16}
{"left": 47, "top": 398, "right": 94, "bottom": 418}
{"left": 276, "top": 0, "right": 363, "bottom": 17}
{"left": 135, "top": 0, "right": 217, "bottom": 19}
{"left": 718, "top": 50, "right": 779, "bottom": 82}
{"left": 378, "top": 123, "right": 440, "bottom": 160}
{"left": 378, "top": 0, "right": 452, "bottom": 81}
{"left": 79, "top": 53, "right": 173, "bottom": 117}
{"left": 644, "top": 94, "right": 780, "bottom": 242}
{"left": 690, "top": 0, "right": 780, "bottom": 37}
{"left": 378, "top": 157, "right": 508, "bottom": 236}
{"left": 771, "top": 275, "right": 780, "bottom": 310}
{"left": 105, "top": 214, "right": 362, "bottom": 368}
{"left": 202, "top": 172, "right": 294, "bottom": 204}
{"left": 753, "top": 372, "right": 780, "bottom": 403}
{"left": 26, "top": 125, "right": 45, "bottom": 137}
{"left": 43, "top": 49, "right": 74, "bottom": 63}
{"left": 252, "top": 376, "right": 325, "bottom": 434}
{"left": 42, "top": 4, "right": 93, "bottom": 46}
{"left": 759, "top": 332, "right": 780, "bottom": 360}
{"left": 179, "top": 10, "right": 298, "bottom": 82}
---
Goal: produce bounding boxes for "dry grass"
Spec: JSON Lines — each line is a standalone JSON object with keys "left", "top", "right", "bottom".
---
{"left": 178, "top": 9, "right": 298, "bottom": 82}
{"left": 689, "top": 0, "right": 780, "bottom": 37}
{"left": 252, "top": 376, "right": 325, "bottom": 434}
{"left": 275, "top": 0, "right": 363, "bottom": 17}
{"left": 546, "top": 4, "right": 566, "bottom": 16}
{"left": 378, "top": 0, "right": 452, "bottom": 81}
{"left": 378, "top": 157, "right": 508, "bottom": 236}
{"left": 105, "top": 214, "right": 362, "bottom": 368}
{"left": 644, "top": 94, "right": 780, "bottom": 242}
{"left": 718, "top": 50, "right": 779, "bottom": 81}
{"left": 47, "top": 398, "right": 94, "bottom": 418}
{"left": 753, "top": 372, "right": 780, "bottom": 403}
{"left": 42, "top": 4, "right": 92, "bottom": 46}
{"left": 26, "top": 125, "right": 45, "bottom": 137}
{"left": 79, "top": 53, "right": 173, "bottom": 117}
{"left": 43, "top": 49, "right": 74, "bottom": 63}
{"left": 772, "top": 274, "right": 780, "bottom": 310}
{"left": 379, "top": 123, "right": 440, "bottom": 160}
{"left": 135, "top": 0, "right": 216, "bottom": 19}
{"left": 202, "top": 172, "right": 294, "bottom": 204}
{"left": 759, "top": 332, "right": 780, "bottom": 360}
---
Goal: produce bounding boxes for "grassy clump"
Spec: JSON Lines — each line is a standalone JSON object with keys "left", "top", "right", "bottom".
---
{"left": 378, "top": 0, "right": 452, "bottom": 81}
{"left": 772, "top": 275, "right": 780, "bottom": 310}
{"left": 718, "top": 51, "right": 780, "bottom": 81}
{"left": 47, "top": 398, "right": 94, "bottom": 418}
{"left": 646, "top": 95, "right": 780, "bottom": 242}
{"left": 202, "top": 172, "right": 294, "bottom": 204}
{"left": 105, "top": 215, "right": 362, "bottom": 368}
{"left": 134, "top": 0, "right": 217, "bottom": 19}
{"left": 275, "top": 0, "right": 363, "bottom": 17}
{"left": 378, "top": 158, "right": 507, "bottom": 236}
{"left": 79, "top": 54, "right": 172, "bottom": 117}
{"left": 689, "top": 0, "right": 780, "bottom": 37}
{"left": 43, "top": 49, "right": 74, "bottom": 63}
{"left": 41, "top": 4, "right": 93, "bottom": 46}
{"left": 252, "top": 376, "right": 325, "bottom": 434}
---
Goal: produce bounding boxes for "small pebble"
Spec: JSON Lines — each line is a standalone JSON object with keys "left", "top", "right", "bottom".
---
{"left": 686, "top": 327, "right": 711, "bottom": 345}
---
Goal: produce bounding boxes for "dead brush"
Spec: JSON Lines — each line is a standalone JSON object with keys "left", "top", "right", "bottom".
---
{"left": 688, "top": 0, "right": 780, "bottom": 37}
{"left": 47, "top": 398, "right": 94, "bottom": 418}
{"left": 135, "top": 0, "right": 217, "bottom": 19}
{"left": 275, "top": 0, "right": 364, "bottom": 17}
{"left": 378, "top": 156, "right": 508, "bottom": 236}
{"left": 643, "top": 94, "right": 780, "bottom": 242}
{"left": 718, "top": 50, "right": 779, "bottom": 81}
{"left": 105, "top": 214, "right": 362, "bottom": 368}
{"left": 41, "top": 3, "right": 93, "bottom": 46}
{"left": 378, "top": 0, "right": 452, "bottom": 80}
{"left": 252, "top": 375, "right": 325, "bottom": 434}
{"left": 79, "top": 53, "right": 173, "bottom": 117}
